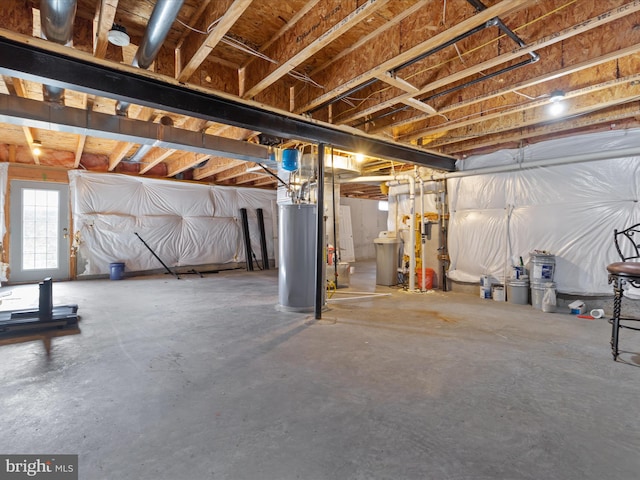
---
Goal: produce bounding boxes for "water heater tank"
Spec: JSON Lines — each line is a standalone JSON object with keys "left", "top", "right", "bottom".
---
{"left": 278, "top": 203, "right": 317, "bottom": 312}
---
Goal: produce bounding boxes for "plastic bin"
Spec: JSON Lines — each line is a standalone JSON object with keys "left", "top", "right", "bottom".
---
{"left": 109, "top": 262, "right": 125, "bottom": 280}
{"left": 373, "top": 237, "right": 401, "bottom": 286}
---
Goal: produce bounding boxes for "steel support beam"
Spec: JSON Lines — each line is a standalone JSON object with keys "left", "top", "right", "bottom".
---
{"left": 315, "top": 144, "right": 326, "bottom": 320}
{"left": 0, "top": 95, "right": 269, "bottom": 162}
{"left": 0, "top": 33, "right": 455, "bottom": 171}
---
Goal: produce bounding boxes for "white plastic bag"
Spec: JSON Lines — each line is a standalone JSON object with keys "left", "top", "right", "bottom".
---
{"left": 542, "top": 285, "right": 557, "bottom": 313}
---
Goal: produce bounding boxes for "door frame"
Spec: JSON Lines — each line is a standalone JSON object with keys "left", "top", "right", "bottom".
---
{"left": 8, "top": 180, "right": 71, "bottom": 283}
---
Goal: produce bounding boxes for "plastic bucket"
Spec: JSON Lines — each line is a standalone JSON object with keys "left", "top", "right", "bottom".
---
{"left": 507, "top": 280, "right": 530, "bottom": 305}
{"left": 109, "top": 262, "right": 125, "bottom": 280}
{"left": 531, "top": 254, "right": 555, "bottom": 283}
{"left": 531, "top": 281, "right": 555, "bottom": 309}
{"left": 416, "top": 268, "right": 434, "bottom": 290}
{"left": 492, "top": 285, "right": 505, "bottom": 302}
{"left": 281, "top": 148, "right": 299, "bottom": 171}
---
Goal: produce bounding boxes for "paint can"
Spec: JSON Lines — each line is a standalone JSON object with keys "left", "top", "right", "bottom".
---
{"left": 480, "top": 274, "right": 492, "bottom": 299}
{"left": 492, "top": 284, "right": 505, "bottom": 302}
{"left": 531, "top": 254, "right": 555, "bottom": 283}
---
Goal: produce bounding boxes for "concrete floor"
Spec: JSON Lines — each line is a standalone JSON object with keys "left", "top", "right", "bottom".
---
{"left": 0, "top": 262, "right": 639, "bottom": 479}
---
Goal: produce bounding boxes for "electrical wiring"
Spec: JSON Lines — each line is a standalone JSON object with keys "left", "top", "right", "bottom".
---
{"left": 177, "top": 18, "right": 277, "bottom": 64}
{"left": 179, "top": 18, "right": 325, "bottom": 88}
{"left": 288, "top": 70, "right": 324, "bottom": 88}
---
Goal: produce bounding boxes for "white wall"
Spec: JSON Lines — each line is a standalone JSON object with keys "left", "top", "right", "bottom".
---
{"left": 340, "top": 197, "right": 387, "bottom": 260}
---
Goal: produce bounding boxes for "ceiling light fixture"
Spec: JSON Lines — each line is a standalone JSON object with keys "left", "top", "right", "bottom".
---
{"left": 548, "top": 90, "right": 566, "bottom": 116}
{"left": 549, "top": 90, "right": 565, "bottom": 102}
{"left": 108, "top": 24, "right": 130, "bottom": 47}
{"left": 32, "top": 140, "right": 42, "bottom": 156}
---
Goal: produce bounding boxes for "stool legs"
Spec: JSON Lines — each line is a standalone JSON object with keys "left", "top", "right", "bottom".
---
{"left": 609, "top": 275, "right": 625, "bottom": 360}
{"left": 612, "top": 292, "right": 621, "bottom": 360}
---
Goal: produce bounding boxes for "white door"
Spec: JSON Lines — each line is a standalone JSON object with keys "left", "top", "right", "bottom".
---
{"left": 9, "top": 181, "right": 70, "bottom": 283}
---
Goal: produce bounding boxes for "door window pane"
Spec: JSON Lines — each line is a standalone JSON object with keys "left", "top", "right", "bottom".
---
{"left": 22, "top": 188, "right": 59, "bottom": 270}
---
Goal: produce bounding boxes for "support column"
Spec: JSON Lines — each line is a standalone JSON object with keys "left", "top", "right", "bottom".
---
{"left": 315, "top": 144, "right": 325, "bottom": 320}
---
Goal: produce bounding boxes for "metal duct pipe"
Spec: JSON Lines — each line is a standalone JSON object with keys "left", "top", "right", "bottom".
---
{"left": 127, "top": 116, "right": 173, "bottom": 163}
{"left": 127, "top": 144, "right": 153, "bottom": 163}
{"left": 40, "top": 0, "right": 77, "bottom": 103}
{"left": 116, "top": 0, "right": 185, "bottom": 115}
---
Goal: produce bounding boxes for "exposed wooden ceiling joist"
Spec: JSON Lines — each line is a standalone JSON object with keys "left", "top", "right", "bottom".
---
{"left": 0, "top": 1, "right": 639, "bottom": 198}
{"left": 242, "top": 0, "right": 392, "bottom": 99}
{"left": 296, "top": 0, "right": 537, "bottom": 115}
{"left": 93, "top": 0, "right": 119, "bottom": 59}
{"left": 177, "top": 0, "right": 254, "bottom": 82}
{"left": 339, "top": 1, "right": 640, "bottom": 127}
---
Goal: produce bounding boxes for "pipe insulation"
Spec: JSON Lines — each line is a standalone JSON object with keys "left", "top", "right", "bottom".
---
{"left": 445, "top": 146, "right": 640, "bottom": 179}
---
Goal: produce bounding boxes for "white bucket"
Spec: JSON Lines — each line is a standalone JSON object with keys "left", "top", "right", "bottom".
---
{"left": 492, "top": 285, "right": 505, "bottom": 302}
{"left": 507, "top": 280, "right": 529, "bottom": 305}
{"left": 531, "top": 254, "right": 555, "bottom": 283}
{"left": 480, "top": 287, "right": 492, "bottom": 299}
{"left": 531, "top": 281, "right": 556, "bottom": 310}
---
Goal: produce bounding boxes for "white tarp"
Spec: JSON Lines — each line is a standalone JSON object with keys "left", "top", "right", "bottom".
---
{"left": 69, "top": 171, "right": 276, "bottom": 276}
{"left": 447, "top": 128, "right": 640, "bottom": 295}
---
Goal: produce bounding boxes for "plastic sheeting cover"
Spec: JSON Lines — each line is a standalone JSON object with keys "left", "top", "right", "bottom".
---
{"left": 448, "top": 129, "right": 640, "bottom": 295}
{"left": 69, "top": 171, "right": 276, "bottom": 275}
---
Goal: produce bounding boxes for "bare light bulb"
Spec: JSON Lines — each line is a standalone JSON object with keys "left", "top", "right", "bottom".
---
{"left": 548, "top": 101, "right": 566, "bottom": 116}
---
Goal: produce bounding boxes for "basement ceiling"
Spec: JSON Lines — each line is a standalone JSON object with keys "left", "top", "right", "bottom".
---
{"left": 0, "top": 0, "right": 639, "bottom": 199}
